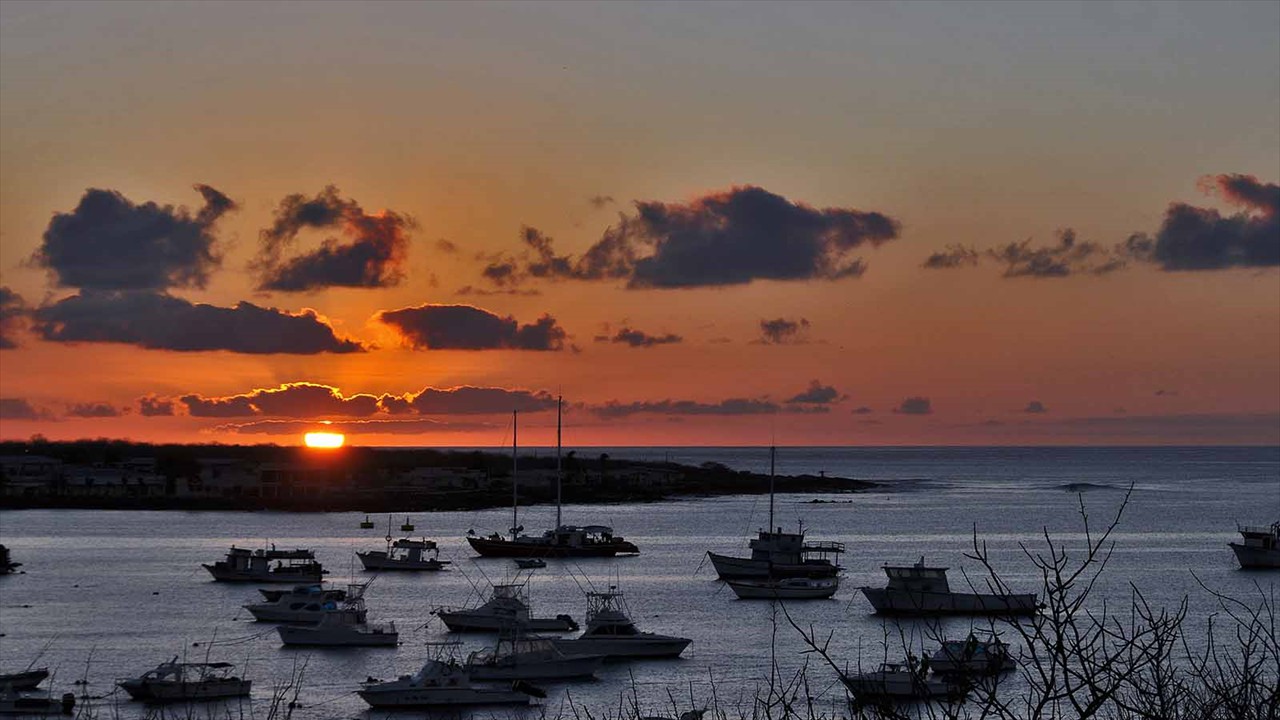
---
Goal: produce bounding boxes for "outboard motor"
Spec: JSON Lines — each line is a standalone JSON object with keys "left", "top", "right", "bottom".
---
{"left": 60, "top": 693, "right": 76, "bottom": 715}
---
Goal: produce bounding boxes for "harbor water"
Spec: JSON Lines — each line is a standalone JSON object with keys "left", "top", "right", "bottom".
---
{"left": 0, "top": 446, "right": 1277, "bottom": 718}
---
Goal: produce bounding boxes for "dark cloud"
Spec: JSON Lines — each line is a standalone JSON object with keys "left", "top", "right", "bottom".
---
{"left": 922, "top": 245, "right": 979, "bottom": 269}
{"left": 376, "top": 303, "right": 567, "bottom": 351}
{"left": 477, "top": 187, "right": 899, "bottom": 290}
{"left": 0, "top": 398, "right": 51, "bottom": 420}
{"left": 383, "top": 386, "right": 557, "bottom": 415}
{"left": 34, "top": 291, "right": 363, "bottom": 354}
{"left": 66, "top": 402, "right": 125, "bottom": 418}
{"left": 0, "top": 287, "right": 30, "bottom": 349}
{"left": 1122, "top": 174, "right": 1279, "bottom": 271}
{"left": 455, "top": 285, "right": 542, "bottom": 297}
{"left": 31, "top": 185, "right": 236, "bottom": 292}
{"left": 786, "top": 380, "right": 842, "bottom": 404}
{"left": 1024, "top": 400, "right": 1048, "bottom": 414}
{"left": 852, "top": 406, "right": 874, "bottom": 415}
{"left": 597, "top": 327, "right": 683, "bottom": 348}
{"left": 435, "top": 239, "right": 459, "bottom": 254}
{"left": 215, "top": 418, "right": 490, "bottom": 436}
{"left": 588, "top": 195, "right": 616, "bottom": 209}
{"left": 987, "top": 229, "right": 1120, "bottom": 278}
{"left": 895, "top": 396, "right": 933, "bottom": 415}
{"left": 181, "top": 383, "right": 381, "bottom": 418}
{"left": 138, "top": 395, "right": 176, "bottom": 417}
{"left": 593, "top": 398, "right": 783, "bottom": 418}
{"left": 759, "top": 317, "right": 810, "bottom": 345}
{"left": 255, "top": 186, "right": 413, "bottom": 292}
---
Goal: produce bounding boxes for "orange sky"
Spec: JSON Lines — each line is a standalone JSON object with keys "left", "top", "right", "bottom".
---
{"left": 0, "top": 2, "right": 1277, "bottom": 447}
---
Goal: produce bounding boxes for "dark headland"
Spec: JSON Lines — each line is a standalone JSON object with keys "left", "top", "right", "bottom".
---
{"left": 0, "top": 440, "right": 876, "bottom": 512}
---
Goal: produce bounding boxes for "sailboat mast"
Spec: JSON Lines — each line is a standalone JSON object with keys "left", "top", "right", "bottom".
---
{"left": 512, "top": 410, "right": 519, "bottom": 540}
{"left": 555, "top": 395, "right": 563, "bottom": 529}
{"left": 769, "top": 445, "right": 776, "bottom": 533}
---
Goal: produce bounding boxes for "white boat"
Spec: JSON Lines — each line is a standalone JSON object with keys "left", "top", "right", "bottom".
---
{"left": 726, "top": 575, "right": 839, "bottom": 600}
{"left": 841, "top": 662, "right": 965, "bottom": 701}
{"left": 244, "top": 584, "right": 347, "bottom": 623}
{"left": 435, "top": 582, "right": 577, "bottom": 633}
{"left": 859, "top": 559, "right": 1039, "bottom": 616}
{"left": 358, "top": 658, "right": 538, "bottom": 708}
{"left": 929, "top": 632, "right": 1016, "bottom": 676}
{"left": 466, "top": 403, "right": 640, "bottom": 559}
{"left": 707, "top": 447, "right": 843, "bottom": 580}
{"left": 358, "top": 536, "right": 450, "bottom": 572}
{"left": 0, "top": 686, "right": 74, "bottom": 716}
{"left": 117, "top": 659, "right": 251, "bottom": 703}
{"left": 1229, "top": 523, "right": 1280, "bottom": 569}
{"left": 277, "top": 585, "right": 397, "bottom": 646}
{"left": 466, "top": 636, "right": 604, "bottom": 680}
{"left": 554, "top": 586, "right": 692, "bottom": 658}
{"left": 202, "top": 545, "right": 325, "bottom": 583}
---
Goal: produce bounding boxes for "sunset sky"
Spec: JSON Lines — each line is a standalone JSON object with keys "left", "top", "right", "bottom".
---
{"left": 1, "top": 1, "right": 1277, "bottom": 447}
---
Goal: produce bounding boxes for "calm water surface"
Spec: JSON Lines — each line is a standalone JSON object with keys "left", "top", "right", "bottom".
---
{"left": 1, "top": 447, "right": 1277, "bottom": 718}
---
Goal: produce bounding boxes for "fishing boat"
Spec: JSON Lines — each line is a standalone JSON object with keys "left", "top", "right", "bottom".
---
{"left": 859, "top": 558, "right": 1039, "bottom": 616}
{"left": 0, "top": 686, "right": 74, "bottom": 716}
{"left": 117, "top": 659, "right": 251, "bottom": 703}
{"left": 465, "top": 403, "right": 640, "bottom": 559}
{"left": 0, "top": 545, "right": 20, "bottom": 574}
{"left": 358, "top": 517, "right": 448, "bottom": 571}
{"left": 554, "top": 585, "right": 692, "bottom": 658}
{"left": 707, "top": 447, "right": 843, "bottom": 580}
{"left": 841, "top": 661, "right": 965, "bottom": 701}
{"left": 726, "top": 575, "right": 839, "bottom": 600}
{"left": 358, "top": 656, "right": 540, "bottom": 708}
{"left": 202, "top": 545, "right": 325, "bottom": 583}
{"left": 276, "top": 589, "right": 398, "bottom": 647}
{"left": 244, "top": 584, "right": 348, "bottom": 623}
{"left": 1229, "top": 522, "right": 1280, "bottom": 569}
{"left": 255, "top": 583, "right": 346, "bottom": 604}
{"left": 435, "top": 582, "right": 577, "bottom": 633}
{"left": 0, "top": 668, "right": 49, "bottom": 691}
{"left": 466, "top": 636, "right": 604, "bottom": 680}
{"left": 929, "top": 632, "right": 1016, "bottom": 676}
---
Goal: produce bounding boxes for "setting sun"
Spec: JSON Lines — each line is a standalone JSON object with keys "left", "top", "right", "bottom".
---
{"left": 303, "top": 432, "right": 345, "bottom": 449}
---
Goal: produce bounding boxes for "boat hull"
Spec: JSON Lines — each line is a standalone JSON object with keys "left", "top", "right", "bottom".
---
{"left": 357, "top": 687, "right": 529, "bottom": 707}
{"left": 467, "top": 537, "right": 638, "bottom": 558}
{"left": 727, "top": 578, "right": 839, "bottom": 600}
{"left": 357, "top": 553, "right": 448, "bottom": 571}
{"left": 437, "top": 612, "right": 577, "bottom": 633}
{"left": 707, "top": 553, "right": 838, "bottom": 580}
{"left": 1229, "top": 543, "right": 1280, "bottom": 569}
{"left": 467, "top": 654, "right": 604, "bottom": 681}
{"left": 859, "top": 588, "right": 1038, "bottom": 616}
{"left": 203, "top": 565, "right": 323, "bottom": 583}
{"left": 276, "top": 626, "right": 398, "bottom": 647}
{"left": 840, "top": 674, "right": 961, "bottom": 700}
{"left": 553, "top": 636, "right": 691, "bottom": 659}
{"left": 0, "top": 668, "right": 49, "bottom": 691}
{"left": 118, "top": 679, "right": 251, "bottom": 703}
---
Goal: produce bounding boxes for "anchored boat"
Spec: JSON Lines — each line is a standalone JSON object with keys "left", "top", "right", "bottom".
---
{"left": 203, "top": 546, "right": 325, "bottom": 583}
{"left": 553, "top": 585, "right": 692, "bottom": 658}
{"left": 358, "top": 657, "right": 539, "bottom": 708}
{"left": 466, "top": 636, "right": 604, "bottom": 680}
{"left": 726, "top": 575, "right": 839, "bottom": 600}
{"left": 1229, "top": 522, "right": 1280, "bottom": 569}
{"left": 841, "top": 661, "right": 966, "bottom": 701}
{"left": 435, "top": 582, "right": 577, "bottom": 633}
{"left": 244, "top": 584, "right": 346, "bottom": 623}
{"left": 929, "top": 632, "right": 1016, "bottom": 676}
{"left": 118, "top": 659, "right": 251, "bottom": 703}
{"left": 276, "top": 587, "right": 398, "bottom": 647}
{"left": 859, "top": 558, "right": 1038, "bottom": 616}
{"left": 358, "top": 534, "right": 450, "bottom": 572}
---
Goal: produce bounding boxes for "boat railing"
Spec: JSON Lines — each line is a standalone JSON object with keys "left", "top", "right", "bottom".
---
{"left": 1238, "top": 524, "right": 1280, "bottom": 535}
{"left": 802, "top": 540, "right": 846, "bottom": 553}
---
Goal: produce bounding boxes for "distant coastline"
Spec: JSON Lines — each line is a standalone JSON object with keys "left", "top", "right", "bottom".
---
{"left": 0, "top": 440, "right": 875, "bottom": 512}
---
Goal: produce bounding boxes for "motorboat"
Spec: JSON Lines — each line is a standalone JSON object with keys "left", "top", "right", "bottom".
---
{"left": 203, "top": 545, "right": 325, "bottom": 583}
{"left": 841, "top": 662, "right": 965, "bottom": 701}
{"left": 0, "top": 686, "right": 74, "bottom": 716}
{"left": 466, "top": 636, "right": 604, "bottom": 680}
{"left": 244, "top": 584, "right": 347, "bottom": 623}
{"left": 726, "top": 575, "right": 839, "bottom": 600}
{"left": 1229, "top": 522, "right": 1280, "bottom": 569}
{"left": 859, "top": 558, "right": 1039, "bottom": 616}
{"left": 466, "top": 404, "right": 640, "bottom": 559}
{"left": 515, "top": 558, "right": 547, "bottom": 569}
{"left": 929, "top": 632, "right": 1016, "bottom": 676}
{"left": 0, "top": 668, "right": 49, "bottom": 691}
{"left": 117, "top": 659, "right": 251, "bottom": 703}
{"left": 357, "top": 536, "right": 450, "bottom": 572}
{"left": 276, "top": 583, "right": 396, "bottom": 646}
{"left": 553, "top": 586, "right": 691, "bottom": 658}
{"left": 357, "top": 658, "right": 539, "bottom": 708}
{"left": 707, "top": 448, "right": 843, "bottom": 580}
{"left": 0, "top": 545, "right": 20, "bottom": 574}
{"left": 435, "top": 583, "right": 577, "bottom": 633}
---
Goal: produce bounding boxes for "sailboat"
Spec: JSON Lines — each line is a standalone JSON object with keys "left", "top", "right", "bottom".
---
{"left": 707, "top": 446, "right": 844, "bottom": 580}
{"left": 466, "top": 402, "right": 640, "bottom": 559}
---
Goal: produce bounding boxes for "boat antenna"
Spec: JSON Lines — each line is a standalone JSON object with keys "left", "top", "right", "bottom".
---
{"left": 506, "top": 409, "right": 512, "bottom": 538}
{"left": 556, "top": 395, "right": 563, "bottom": 530}
{"left": 769, "top": 444, "right": 776, "bottom": 534}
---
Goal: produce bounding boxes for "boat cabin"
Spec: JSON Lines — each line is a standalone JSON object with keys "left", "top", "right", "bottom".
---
{"left": 747, "top": 529, "right": 845, "bottom": 565}
{"left": 1237, "top": 524, "right": 1280, "bottom": 551}
{"left": 882, "top": 560, "right": 952, "bottom": 593}
{"left": 582, "top": 589, "right": 639, "bottom": 635}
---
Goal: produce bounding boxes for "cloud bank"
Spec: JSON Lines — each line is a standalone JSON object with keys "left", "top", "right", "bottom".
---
{"left": 376, "top": 304, "right": 567, "bottom": 351}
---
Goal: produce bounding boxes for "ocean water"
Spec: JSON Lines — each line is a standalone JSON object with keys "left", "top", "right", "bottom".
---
{"left": 0, "top": 446, "right": 1277, "bottom": 718}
